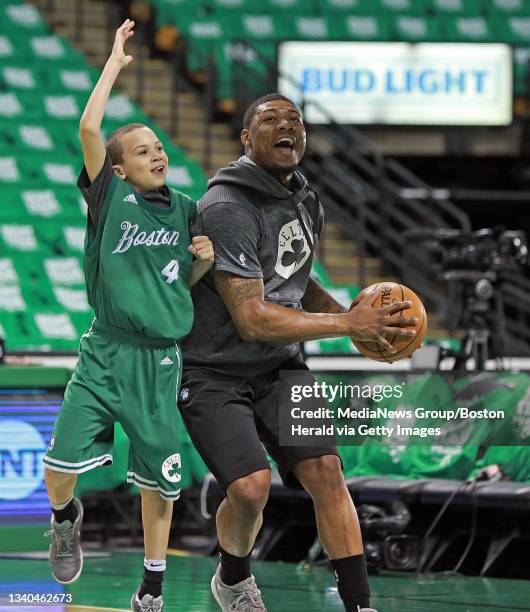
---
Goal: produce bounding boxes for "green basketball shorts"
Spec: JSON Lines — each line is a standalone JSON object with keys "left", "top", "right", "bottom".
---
{"left": 44, "top": 320, "right": 183, "bottom": 500}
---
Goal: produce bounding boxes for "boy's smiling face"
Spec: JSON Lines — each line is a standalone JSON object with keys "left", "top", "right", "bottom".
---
{"left": 113, "top": 126, "right": 168, "bottom": 192}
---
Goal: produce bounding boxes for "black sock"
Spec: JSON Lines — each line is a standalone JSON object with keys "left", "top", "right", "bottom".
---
{"left": 219, "top": 545, "right": 251, "bottom": 586}
{"left": 52, "top": 499, "right": 77, "bottom": 524}
{"left": 331, "top": 554, "right": 371, "bottom": 611}
{"left": 138, "top": 568, "right": 164, "bottom": 599}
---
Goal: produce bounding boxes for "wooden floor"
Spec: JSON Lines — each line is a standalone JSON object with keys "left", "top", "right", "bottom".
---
{"left": 0, "top": 550, "right": 529, "bottom": 611}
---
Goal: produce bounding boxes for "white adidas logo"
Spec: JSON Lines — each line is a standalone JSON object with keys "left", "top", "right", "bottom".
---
{"left": 123, "top": 193, "right": 138, "bottom": 204}
{"left": 160, "top": 356, "right": 173, "bottom": 366}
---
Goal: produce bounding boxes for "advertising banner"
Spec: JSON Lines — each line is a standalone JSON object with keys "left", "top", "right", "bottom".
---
{"left": 278, "top": 42, "right": 513, "bottom": 126}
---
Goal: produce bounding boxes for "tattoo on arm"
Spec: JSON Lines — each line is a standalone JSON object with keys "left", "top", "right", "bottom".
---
{"left": 230, "top": 278, "right": 263, "bottom": 306}
{"left": 215, "top": 273, "right": 264, "bottom": 309}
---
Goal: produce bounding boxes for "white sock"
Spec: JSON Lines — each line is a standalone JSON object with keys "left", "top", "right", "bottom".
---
{"left": 144, "top": 559, "right": 166, "bottom": 572}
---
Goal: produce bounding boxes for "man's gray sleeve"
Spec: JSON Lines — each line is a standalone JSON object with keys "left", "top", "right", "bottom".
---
{"left": 198, "top": 201, "right": 263, "bottom": 278}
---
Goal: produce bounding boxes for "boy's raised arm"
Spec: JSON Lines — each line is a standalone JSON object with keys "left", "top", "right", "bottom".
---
{"left": 79, "top": 19, "right": 134, "bottom": 182}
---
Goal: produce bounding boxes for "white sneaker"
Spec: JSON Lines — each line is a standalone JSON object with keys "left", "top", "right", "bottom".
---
{"left": 211, "top": 565, "right": 267, "bottom": 611}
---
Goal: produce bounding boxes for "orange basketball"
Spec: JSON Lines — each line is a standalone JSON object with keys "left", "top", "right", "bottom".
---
{"left": 351, "top": 282, "right": 427, "bottom": 363}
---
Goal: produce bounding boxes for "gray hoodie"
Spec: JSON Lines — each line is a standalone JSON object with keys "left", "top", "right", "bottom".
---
{"left": 182, "top": 156, "right": 324, "bottom": 377}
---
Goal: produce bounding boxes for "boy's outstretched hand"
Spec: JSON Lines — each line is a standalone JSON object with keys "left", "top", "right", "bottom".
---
{"left": 111, "top": 19, "right": 135, "bottom": 67}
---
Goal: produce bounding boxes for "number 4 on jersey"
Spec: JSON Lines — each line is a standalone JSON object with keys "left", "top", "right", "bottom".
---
{"left": 161, "top": 259, "right": 180, "bottom": 284}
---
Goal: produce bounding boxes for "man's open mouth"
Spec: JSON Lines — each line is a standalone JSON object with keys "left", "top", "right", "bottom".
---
{"left": 274, "top": 137, "right": 295, "bottom": 150}
{"left": 151, "top": 165, "right": 165, "bottom": 175}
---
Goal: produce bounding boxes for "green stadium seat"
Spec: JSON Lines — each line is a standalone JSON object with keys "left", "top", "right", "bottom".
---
{"left": 210, "top": 0, "right": 264, "bottom": 13}
{"left": 37, "top": 159, "right": 80, "bottom": 187}
{"left": 498, "top": 16, "right": 530, "bottom": 44}
{"left": 28, "top": 35, "right": 85, "bottom": 64}
{"left": 42, "top": 255, "right": 85, "bottom": 285}
{"left": 0, "top": 91, "right": 32, "bottom": 120}
{"left": 344, "top": 14, "right": 392, "bottom": 39}
{"left": 33, "top": 220, "right": 85, "bottom": 257}
{"left": 0, "top": 222, "right": 40, "bottom": 254}
{"left": 178, "top": 15, "right": 240, "bottom": 41}
{"left": 178, "top": 16, "right": 243, "bottom": 73}
{"left": 0, "top": 121, "right": 60, "bottom": 154}
{"left": 431, "top": 0, "right": 483, "bottom": 15}
{"left": 393, "top": 14, "right": 443, "bottom": 41}
{"left": 292, "top": 16, "right": 342, "bottom": 40}
{"left": 240, "top": 14, "right": 288, "bottom": 40}
{"left": 265, "top": 0, "right": 317, "bottom": 13}
{"left": 52, "top": 285, "right": 90, "bottom": 313}
{"left": 43, "top": 65, "right": 99, "bottom": 93}
{"left": 35, "top": 93, "right": 82, "bottom": 121}
{"left": 0, "top": 154, "right": 22, "bottom": 183}
{"left": 486, "top": 0, "right": 530, "bottom": 16}
{"left": 443, "top": 16, "right": 495, "bottom": 41}
{"left": 166, "top": 159, "right": 207, "bottom": 196}
{"left": 317, "top": 0, "right": 371, "bottom": 13}
{"left": 379, "top": 0, "right": 426, "bottom": 14}
{"left": 0, "top": 312, "right": 32, "bottom": 351}
{"left": 0, "top": 3, "right": 48, "bottom": 34}
{"left": 31, "top": 311, "right": 82, "bottom": 348}
{"left": 0, "top": 283, "right": 26, "bottom": 312}
{"left": 0, "top": 32, "right": 31, "bottom": 61}
{"left": 215, "top": 40, "right": 276, "bottom": 100}
{"left": 104, "top": 93, "right": 148, "bottom": 123}
{"left": 0, "top": 62, "right": 39, "bottom": 91}
{"left": 0, "top": 256, "right": 18, "bottom": 284}
{"left": 152, "top": 0, "right": 207, "bottom": 27}
{"left": 0, "top": 186, "right": 84, "bottom": 222}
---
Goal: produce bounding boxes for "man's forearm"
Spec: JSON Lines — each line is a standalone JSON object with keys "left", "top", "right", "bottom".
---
{"left": 248, "top": 302, "right": 351, "bottom": 342}
{"left": 216, "top": 273, "right": 360, "bottom": 344}
{"left": 302, "top": 277, "right": 347, "bottom": 314}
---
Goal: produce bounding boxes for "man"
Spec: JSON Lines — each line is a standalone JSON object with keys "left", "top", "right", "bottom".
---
{"left": 180, "top": 93, "right": 417, "bottom": 612}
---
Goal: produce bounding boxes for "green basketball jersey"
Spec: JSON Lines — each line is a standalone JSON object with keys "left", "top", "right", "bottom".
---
{"left": 83, "top": 173, "right": 196, "bottom": 340}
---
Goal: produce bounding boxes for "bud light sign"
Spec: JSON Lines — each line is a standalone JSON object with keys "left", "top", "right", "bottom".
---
{"left": 278, "top": 42, "right": 512, "bottom": 126}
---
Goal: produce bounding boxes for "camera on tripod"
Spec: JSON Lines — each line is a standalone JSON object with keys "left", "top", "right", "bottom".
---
{"left": 408, "top": 227, "right": 527, "bottom": 370}
{"left": 428, "top": 227, "right": 527, "bottom": 279}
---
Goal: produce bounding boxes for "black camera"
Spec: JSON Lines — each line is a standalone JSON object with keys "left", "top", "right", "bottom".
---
{"left": 358, "top": 502, "right": 420, "bottom": 572}
{"left": 424, "top": 227, "right": 527, "bottom": 278}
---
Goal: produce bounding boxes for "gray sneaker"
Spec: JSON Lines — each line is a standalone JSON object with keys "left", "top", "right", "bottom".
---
{"left": 211, "top": 565, "right": 267, "bottom": 611}
{"left": 46, "top": 498, "right": 84, "bottom": 584}
{"left": 131, "top": 590, "right": 164, "bottom": 612}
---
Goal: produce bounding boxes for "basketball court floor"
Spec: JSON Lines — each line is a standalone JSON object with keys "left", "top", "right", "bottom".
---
{"left": 1, "top": 551, "right": 529, "bottom": 611}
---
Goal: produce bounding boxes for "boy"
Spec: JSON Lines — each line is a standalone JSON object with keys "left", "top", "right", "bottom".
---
{"left": 43, "top": 19, "right": 213, "bottom": 612}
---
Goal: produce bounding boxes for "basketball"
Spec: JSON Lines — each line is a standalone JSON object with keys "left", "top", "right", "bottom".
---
{"left": 352, "top": 282, "right": 427, "bottom": 363}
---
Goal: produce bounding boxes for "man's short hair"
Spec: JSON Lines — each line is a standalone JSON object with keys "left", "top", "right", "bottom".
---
{"left": 106, "top": 122, "right": 147, "bottom": 164}
{"left": 243, "top": 93, "right": 300, "bottom": 129}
